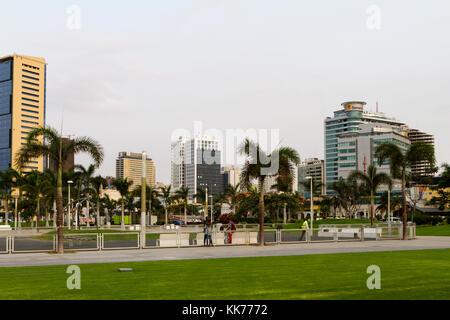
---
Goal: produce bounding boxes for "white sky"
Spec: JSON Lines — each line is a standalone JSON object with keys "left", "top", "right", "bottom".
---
{"left": 1, "top": 0, "right": 449, "bottom": 183}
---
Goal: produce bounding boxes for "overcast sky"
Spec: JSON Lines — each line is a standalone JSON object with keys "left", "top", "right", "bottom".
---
{"left": 1, "top": 0, "right": 449, "bottom": 183}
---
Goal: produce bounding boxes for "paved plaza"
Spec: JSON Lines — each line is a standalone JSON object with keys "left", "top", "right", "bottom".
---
{"left": 0, "top": 236, "right": 449, "bottom": 267}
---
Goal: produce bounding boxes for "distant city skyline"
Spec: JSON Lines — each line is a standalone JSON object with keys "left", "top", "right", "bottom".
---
{"left": 2, "top": 1, "right": 449, "bottom": 184}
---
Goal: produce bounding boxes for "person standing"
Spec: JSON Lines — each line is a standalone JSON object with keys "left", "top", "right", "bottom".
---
{"left": 300, "top": 219, "right": 309, "bottom": 241}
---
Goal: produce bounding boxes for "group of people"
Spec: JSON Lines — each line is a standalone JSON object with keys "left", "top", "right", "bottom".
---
{"left": 203, "top": 218, "right": 237, "bottom": 247}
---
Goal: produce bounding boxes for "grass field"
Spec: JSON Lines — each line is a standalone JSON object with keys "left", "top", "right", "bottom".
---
{"left": 0, "top": 249, "right": 449, "bottom": 300}
{"left": 416, "top": 224, "right": 450, "bottom": 236}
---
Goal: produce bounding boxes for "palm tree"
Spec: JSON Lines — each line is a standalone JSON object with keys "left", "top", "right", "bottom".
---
{"left": 175, "top": 187, "right": 189, "bottom": 224}
{"left": 224, "top": 183, "right": 241, "bottom": 216}
{"left": 15, "top": 127, "right": 104, "bottom": 254}
{"left": 112, "top": 178, "right": 133, "bottom": 229}
{"left": 101, "top": 194, "right": 117, "bottom": 225}
{"left": 0, "top": 168, "right": 20, "bottom": 225}
{"left": 348, "top": 164, "right": 392, "bottom": 227}
{"left": 160, "top": 185, "right": 172, "bottom": 224}
{"left": 375, "top": 141, "right": 436, "bottom": 239}
{"left": 239, "top": 138, "right": 300, "bottom": 246}
{"left": 22, "top": 171, "right": 52, "bottom": 232}
{"left": 91, "top": 175, "right": 106, "bottom": 228}
{"left": 133, "top": 184, "right": 160, "bottom": 224}
{"left": 376, "top": 191, "right": 401, "bottom": 217}
{"left": 74, "top": 164, "right": 97, "bottom": 227}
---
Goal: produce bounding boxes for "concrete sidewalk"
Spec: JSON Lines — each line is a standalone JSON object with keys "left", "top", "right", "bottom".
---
{"left": 0, "top": 236, "right": 449, "bottom": 267}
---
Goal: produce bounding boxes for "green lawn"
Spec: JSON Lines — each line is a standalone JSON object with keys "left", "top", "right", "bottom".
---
{"left": 416, "top": 224, "right": 450, "bottom": 236}
{"left": 1, "top": 249, "right": 449, "bottom": 300}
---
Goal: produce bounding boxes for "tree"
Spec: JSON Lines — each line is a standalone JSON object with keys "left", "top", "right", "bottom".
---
{"left": 112, "top": 178, "right": 133, "bottom": 229}
{"left": 74, "top": 164, "right": 97, "bottom": 227}
{"left": 133, "top": 184, "right": 160, "bottom": 224}
{"left": 22, "top": 171, "right": 52, "bottom": 232}
{"left": 224, "top": 183, "right": 242, "bottom": 216}
{"left": 91, "top": 175, "right": 106, "bottom": 228}
{"left": 376, "top": 191, "right": 401, "bottom": 217}
{"left": 348, "top": 164, "right": 392, "bottom": 227}
{"left": 429, "top": 163, "right": 450, "bottom": 210}
{"left": 239, "top": 138, "right": 300, "bottom": 246}
{"left": 175, "top": 187, "right": 189, "bottom": 224}
{"left": 375, "top": 141, "right": 436, "bottom": 239}
{"left": 15, "top": 127, "right": 103, "bottom": 253}
{"left": 0, "top": 168, "right": 20, "bottom": 225}
{"left": 159, "top": 185, "right": 172, "bottom": 224}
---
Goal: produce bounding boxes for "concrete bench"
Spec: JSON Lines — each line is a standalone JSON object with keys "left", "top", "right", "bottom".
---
{"left": 249, "top": 232, "right": 258, "bottom": 244}
{"left": 179, "top": 233, "right": 190, "bottom": 247}
{"left": 230, "top": 232, "right": 247, "bottom": 245}
{"left": 157, "top": 233, "right": 178, "bottom": 247}
{"left": 0, "top": 225, "right": 12, "bottom": 231}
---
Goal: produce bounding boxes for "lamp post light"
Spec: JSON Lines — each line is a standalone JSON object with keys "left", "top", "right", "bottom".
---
{"left": 14, "top": 194, "right": 18, "bottom": 231}
{"left": 67, "top": 180, "right": 73, "bottom": 230}
{"left": 140, "top": 151, "right": 147, "bottom": 248}
{"left": 305, "top": 176, "right": 314, "bottom": 234}
{"left": 209, "top": 195, "right": 214, "bottom": 223}
{"left": 205, "top": 187, "right": 208, "bottom": 221}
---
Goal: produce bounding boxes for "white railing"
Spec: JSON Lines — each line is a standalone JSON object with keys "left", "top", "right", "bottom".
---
{"left": 102, "top": 232, "right": 140, "bottom": 250}
{"left": 11, "top": 235, "right": 56, "bottom": 253}
{"left": 0, "top": 236, "right": 8, "bottom": 254}
{"left": 1, "top": 224, "right": 416, "bottom": 254}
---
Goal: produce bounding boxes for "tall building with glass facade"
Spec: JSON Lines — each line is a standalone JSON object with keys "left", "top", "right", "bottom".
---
{"left": 172, "top": 135, "right": 223, "bottom": 200}
{"left": 0, "top": 54, "right": 47, "bottom": 172}
{"left": 324, "top": 101, "right": 406, "bottom": 194}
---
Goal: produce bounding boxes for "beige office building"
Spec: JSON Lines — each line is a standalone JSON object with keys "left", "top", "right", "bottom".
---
{"left": 0, "top": 54, "right": 47, "bottom": 172}
{"left": 115, "top": 152, "right": 156, "bottom": 190}
{"left": 408, "top": 128, "right": 435, "bottom": 177}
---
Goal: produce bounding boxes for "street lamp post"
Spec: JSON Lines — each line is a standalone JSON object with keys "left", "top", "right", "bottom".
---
{"left": 205, "top": 188, "right": 208, "bottom": 221}
{"left": 140, "top": 151, "right": 147, "bottom": 248}
{"left": 14, "top": 194, "right": 18, "bottom": 231}
{"left": 209, "top": 195, "right": 214, "bottom": 223}
{"left": 305, "top": 176, "right": 314, "bottom": 235}
{"left": 68, "top": 180, "right": 73, "bottom": 230}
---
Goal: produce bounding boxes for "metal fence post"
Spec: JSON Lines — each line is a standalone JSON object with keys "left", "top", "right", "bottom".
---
{"left": 334, "top": 230, "right": 338, "bottom": 242}
{"left": 360, "top": 227, "right": 364, "bottom": 242}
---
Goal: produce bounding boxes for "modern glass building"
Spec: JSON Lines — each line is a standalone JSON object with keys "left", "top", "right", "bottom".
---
{"left": 173, "top": 135, "right": 223, "bottom": 200}
{"left": 0, "top": 54, "right": 46, "bottom": 172}
{"left": 324, "top": 101, "right": 405, "bottom": 194}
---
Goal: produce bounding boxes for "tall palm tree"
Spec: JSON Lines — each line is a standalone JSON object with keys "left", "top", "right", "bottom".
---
{"left": 160, "top": 185, "right": 172, "bottom": 224}
{"left": 74, "top": 164, "right": 97, "bottom": 227}
{"left": 91, "top": 175, "right": 106, "bottom": 228}
{"left": 239, "top": 138, "right": 300, "bottom": 246}
{"left": 22, "top": 171, "right": 51, "bottom": 232}
{"left": 375, "top": 141, "right": 435, "bottom": 239}
{"left": 15, "top": 126, "right": 104, "bottom": 254}
{"left": 0, "top": 168, "right": 20, "bottom": 225}
{"left": 224, "top": 183, "right": 241, "bottom": 216}
{"left": 112, "top": 178, "right": 133, "bottom": 229}
{"left": 348, "top": 164, "right": 392, "bottom": 227}
{"left": 175, "top": 186, "right": 189, "bottom": 224}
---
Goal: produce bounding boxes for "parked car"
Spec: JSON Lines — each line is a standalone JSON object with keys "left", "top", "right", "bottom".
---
{"left": 170, "top": 220, "right": 184, "bottom": 226}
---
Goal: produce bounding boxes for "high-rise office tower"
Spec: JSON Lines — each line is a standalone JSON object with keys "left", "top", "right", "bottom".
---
{"left": 407, "top": 129, "right": 435, "bottom": 177}
{"left": 172, "top": 135, "right": 223, "bottom": 200}
{"left": 171, "top": 136, "right": 187, "bottom": 190}
{"left": 115, "top": 152, "right": 156, "bottom": 190}
{"left": 221, "top": 166, "right": 240, "bottom": 190}
{"left": 324, "top": 101, "right": 406, "bottom": 193}
{"left": 0, "top": 54, "right": 47, "bottom": 172}
{"left": 298, "top": 158, "right": 325, "bottom": 196}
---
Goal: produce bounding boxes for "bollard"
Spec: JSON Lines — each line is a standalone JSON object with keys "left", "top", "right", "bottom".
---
{"left": 360, "top": 227, "right": 365, "bottom": 242}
